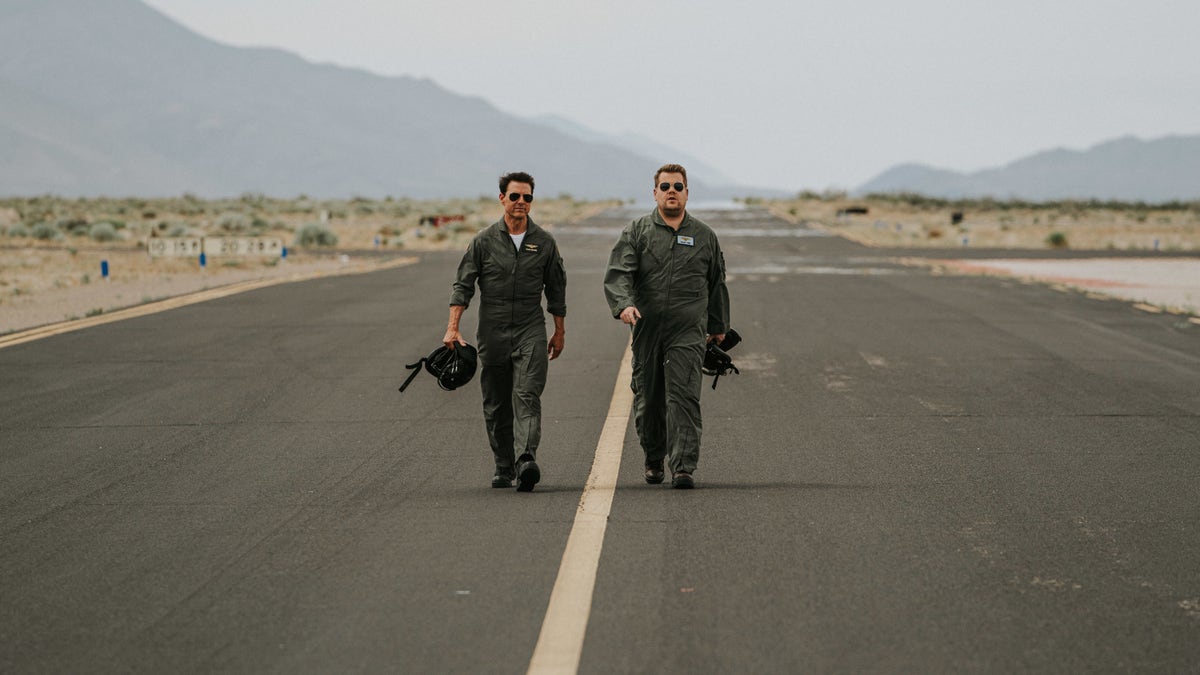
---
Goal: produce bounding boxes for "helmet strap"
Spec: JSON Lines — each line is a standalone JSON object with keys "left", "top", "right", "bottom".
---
{"left": 398, "top": 357, "right": 427, "bottom": 392}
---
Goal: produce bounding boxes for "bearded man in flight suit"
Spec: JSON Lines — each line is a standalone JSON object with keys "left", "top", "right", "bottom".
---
{"left": 604, "top": 163, "right": 730, "bottom": 489}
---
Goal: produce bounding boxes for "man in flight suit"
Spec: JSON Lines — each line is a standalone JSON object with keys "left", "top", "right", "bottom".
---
{"left": 603, "top": 163, "right": 730, "bottom": 489}
{"left": 445, "top": 172, "right": 567, "bottom": 492}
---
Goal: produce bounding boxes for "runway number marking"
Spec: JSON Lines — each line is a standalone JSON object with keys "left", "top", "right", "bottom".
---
{"left": 527, "top": 344, "right": 634, "bottom": 674}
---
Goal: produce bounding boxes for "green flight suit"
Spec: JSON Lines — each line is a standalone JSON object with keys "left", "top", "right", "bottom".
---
{"left": 603, "top": 209, "right": 730, "bottom": 475}
{"left": 450, "top": 218, "right": 567, "bottom": 472}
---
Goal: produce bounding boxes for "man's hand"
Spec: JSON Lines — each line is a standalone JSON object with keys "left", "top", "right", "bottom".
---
{"left": 548, "top": 330, "right": 565, "bottom": 360}
{"left": 707, "top": 333, "right": 726, "bottom": 345}
{"left": 619, "top": 306, "right": 642, "bottom": 326}
{"left": 442, "top": 328, "right": 467, "bottom": 349}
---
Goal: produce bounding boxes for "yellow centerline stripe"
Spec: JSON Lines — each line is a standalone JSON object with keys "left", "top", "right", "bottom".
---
{"left": 527, "top": 344, "right": 634, "bottom": 674}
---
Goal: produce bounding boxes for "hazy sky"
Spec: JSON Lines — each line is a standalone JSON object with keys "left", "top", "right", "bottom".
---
{"left": 142, "top": 0, "right": 1200, "bottom": 192}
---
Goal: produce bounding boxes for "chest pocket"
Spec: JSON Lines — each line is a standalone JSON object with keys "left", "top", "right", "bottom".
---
{"left": 517, "top": 245, "right": 548, "bottom": 289}
{"left": 479, "top": 248, "right": 513, "bottom": 294}
{"left": 644, "top": 232, "right": 672, "bottom": 267}
{"left": 672, "top": 241, "right": 711, "bottom": 297}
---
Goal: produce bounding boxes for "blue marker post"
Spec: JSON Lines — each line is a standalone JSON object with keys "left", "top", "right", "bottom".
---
{"left": 101, "top": 260, "right": 109, "bottom": 281}
{"left": 281, "top": 247, "right": 288, "bottom": 260}
{"left": 199, "top": 252, "right": 207, "bottom": 270}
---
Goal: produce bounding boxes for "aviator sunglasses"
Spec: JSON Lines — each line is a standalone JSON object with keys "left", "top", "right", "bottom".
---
{"left": 507, "top": 193, "right": 534, "bottom": 203}
{"left": 658, "top": 182, "right": 686, "bottom": 192}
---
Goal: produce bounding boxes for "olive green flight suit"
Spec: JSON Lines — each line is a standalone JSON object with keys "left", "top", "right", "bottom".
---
{"left": 603, "top": 209, "right": 730, "bottom": 475}
{"left": 450, "top": 218, "right": 567, "bottom": 472}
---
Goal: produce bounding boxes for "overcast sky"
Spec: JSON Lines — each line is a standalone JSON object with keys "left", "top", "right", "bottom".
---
{"left": 142, "top": 0, "right": 1200, "bottom": 192}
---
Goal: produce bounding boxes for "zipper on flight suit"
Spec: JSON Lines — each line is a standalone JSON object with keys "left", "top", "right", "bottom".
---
{"left": 508, "top": 232, "right": 521, "bottom": 331}
{"left": 663, "top": 221, "right": 678, "bottom": 313}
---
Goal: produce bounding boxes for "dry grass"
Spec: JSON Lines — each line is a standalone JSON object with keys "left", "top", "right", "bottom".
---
{"left": 1, "top": 245, "right": 224, "bottom": 298}
{"left": 762, "top": 196, "right": 1200, "bottom": 251}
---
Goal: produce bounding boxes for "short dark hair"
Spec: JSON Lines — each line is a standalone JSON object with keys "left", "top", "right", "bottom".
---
{"left": 499, "top": 171, "right": 535, "bottom": 195}
{"left": 654, "top": 163, "right": 687, "bottom": 187}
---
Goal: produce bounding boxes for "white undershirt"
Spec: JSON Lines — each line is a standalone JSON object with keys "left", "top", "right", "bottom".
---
{"left": 509, "top": 231, "right": 527, "bottom": 250}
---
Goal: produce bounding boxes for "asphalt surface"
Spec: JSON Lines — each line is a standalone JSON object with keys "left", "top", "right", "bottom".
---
{"left": 2, "top": 207, "right": 1199, "bottom": 673}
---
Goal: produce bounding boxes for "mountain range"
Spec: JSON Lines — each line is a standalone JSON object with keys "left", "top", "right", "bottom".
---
{"left": 3, "top": 1, "right": 1196, "bottom": 202}
{"left": 856, "top": 135, "right": 1200, "bottom": 202}
{"left": 0, "top": 0, "right": 749, "bottom": 200}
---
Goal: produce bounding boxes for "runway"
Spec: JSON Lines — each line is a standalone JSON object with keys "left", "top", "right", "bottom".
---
{"left": 2, "top": 207, "right": 1198, "bottom": 673}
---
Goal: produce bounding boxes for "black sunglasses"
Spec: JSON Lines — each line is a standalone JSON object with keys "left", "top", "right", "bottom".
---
{"left": 507, "top": 193, "right": 533, "bottom": 203}
{"left": 658, "top": 182, "right": 686, "bottom": 192}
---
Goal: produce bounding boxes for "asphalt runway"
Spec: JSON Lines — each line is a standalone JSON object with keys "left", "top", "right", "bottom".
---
{"left": 2, "top": 207, "right": 1198, "bottom": 673}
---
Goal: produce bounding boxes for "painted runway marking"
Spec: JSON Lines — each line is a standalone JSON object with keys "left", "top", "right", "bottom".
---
{"left": 527, "top": 344, "right": 634, "bottom": 674}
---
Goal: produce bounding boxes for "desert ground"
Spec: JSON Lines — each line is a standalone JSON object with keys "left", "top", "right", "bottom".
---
{"left": 0, "top": 195, "right": 616, "bottom": 335}
{"left": 3, "top": 194, "right": 1198, "bottom": 336}
{"left": 765, "top": 195, "right": 1200, "bottom": 318}
{"left": 764, "top": 194, "right": 1199, "bottom": 251}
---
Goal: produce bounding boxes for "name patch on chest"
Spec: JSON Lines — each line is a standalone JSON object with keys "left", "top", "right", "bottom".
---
{"left": 676, "top": 235, "right": 695, "bottom": 247}
{"left": 523, "top": 243, "right": 539, "bottom": 252}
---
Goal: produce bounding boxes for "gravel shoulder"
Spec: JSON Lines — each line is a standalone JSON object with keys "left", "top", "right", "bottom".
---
{"left": 1, "top": 251, "right": 413, "bottom": 335}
